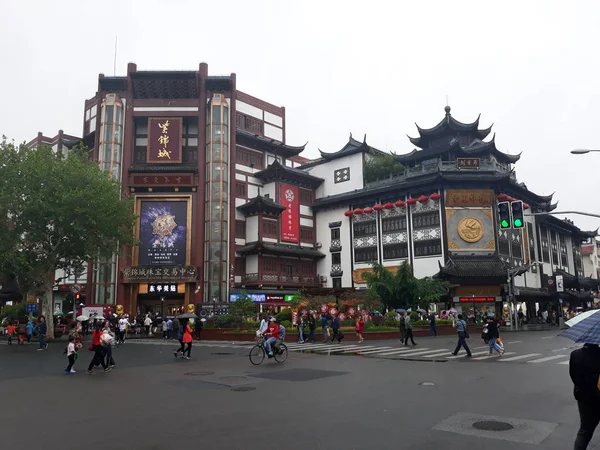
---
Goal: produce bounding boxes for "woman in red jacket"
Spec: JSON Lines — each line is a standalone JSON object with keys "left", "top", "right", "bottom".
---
{"left": 87, "top": 324, "right": 111, "bottom": 374}
{"left": 182, "top": 320, "right": 194, "bottom": 359}
{"left": 356, "top": 316, "right": 365, "bottom": 343}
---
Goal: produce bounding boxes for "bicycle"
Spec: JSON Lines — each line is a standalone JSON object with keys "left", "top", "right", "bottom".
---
{"left": 249, "top": 335, "right": 288, "bottom": 365}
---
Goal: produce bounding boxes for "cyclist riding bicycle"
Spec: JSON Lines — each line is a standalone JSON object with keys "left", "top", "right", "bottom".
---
{"left": 263, "top": 317, "right": 279, "bottom": 358}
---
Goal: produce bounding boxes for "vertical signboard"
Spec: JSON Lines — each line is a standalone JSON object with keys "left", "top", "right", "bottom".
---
{"left": 138, "top": 199, "right": 189, "bottom": 266}
{"left": 280, "top": 184, "right": 299, "bottom": 243}
{"left": 147, "top": 118, "right": 183, "bottom": 163}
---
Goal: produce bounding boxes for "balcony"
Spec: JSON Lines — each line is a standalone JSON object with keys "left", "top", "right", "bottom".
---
{"left": 242, "top": 273, "right": 322, "bottom": 288}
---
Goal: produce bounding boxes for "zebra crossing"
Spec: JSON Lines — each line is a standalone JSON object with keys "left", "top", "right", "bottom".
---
{"left": 115, "top": 338, "right": 576, "bottom": 366}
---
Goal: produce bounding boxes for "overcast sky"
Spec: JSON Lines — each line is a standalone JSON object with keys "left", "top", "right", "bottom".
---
{"left": 3, "top": 0, "right": 600, "bottom": 230}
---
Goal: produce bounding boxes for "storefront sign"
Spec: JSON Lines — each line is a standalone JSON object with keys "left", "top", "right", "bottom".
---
{"left": 229, "top": 294, "right": 266, "bottom": 303}
{"left": 284, "top": 295, "right": 299, "bottom": 302}
{"left": 292, "top": 310, "right": 298, "bottom": 326}
{"left": 122, "top": 266, "right": 198, "bottom": 283}
{"left": 132, "top": 175, "right": 194, "bottom": 186}
{"left": 445, "top": 189, "right": 494, "bottom": 207}
{"left": 266, "top": 295, "right": 285, "bottom": 302}
{"left": 280, "top": 184, "right": 299, "bottom": 243}
{"left": 556, "top": 275, "right": 564, "bottom": 292}
{"left": 138, "top": 199, "right": 189, "bottom": 266}
{"left": 148, "top": 284, "right": 178, "bottom": 294}
{"left": 458, "top": 296, "right": 496, "bottom": 303}
{"left": 456, "top": 158, "right": 480, "bottom": 169}
{"left": 147, "top": 118, "right": 183, "bottom": 163}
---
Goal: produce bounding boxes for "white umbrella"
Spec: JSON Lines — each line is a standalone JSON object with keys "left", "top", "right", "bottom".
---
{"left": 566, "top": 309, "right": 600, "bottom": 327}
{"left": 76, "top": 315, "right": 89, "bottom": 322}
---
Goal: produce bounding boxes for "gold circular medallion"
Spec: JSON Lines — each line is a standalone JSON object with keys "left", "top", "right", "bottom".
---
{"left": 458, "top": 217, "right": 484, "bottom": 243}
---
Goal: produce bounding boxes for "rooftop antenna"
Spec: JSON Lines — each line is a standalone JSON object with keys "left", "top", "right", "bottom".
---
{"left": 113, "top": 36, "right": 118, "bottom": 76}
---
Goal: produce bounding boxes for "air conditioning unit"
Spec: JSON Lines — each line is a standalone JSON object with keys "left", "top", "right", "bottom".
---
{"left": 320, "top": 276, "right": 327, "bottom": 283}
{"left": 314, "top": 242, "right": 322, "bottom": 249}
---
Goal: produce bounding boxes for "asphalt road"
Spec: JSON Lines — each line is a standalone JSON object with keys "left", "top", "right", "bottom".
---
{"left": 0, "top": 330, "right": 592, "bottom": 450}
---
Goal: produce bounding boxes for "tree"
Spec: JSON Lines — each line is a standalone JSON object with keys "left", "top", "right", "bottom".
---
{"left": 0, "top": 139, "right": 137, "bottom": 338}
{"left": 363, "top": 151, "right": 404, "bottom": 184}
{"left": 229, "top": 294, "right": 257, "bottom": 327}
{"left": 415, "top": 277, "right": 449, "bottom": 308}
{"left": 361, "top": 262, "right": 419, "bottom": 310}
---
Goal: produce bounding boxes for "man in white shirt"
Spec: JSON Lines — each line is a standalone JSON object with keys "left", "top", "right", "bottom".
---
{"left": 118, "top": 316, "right": 129, "bottom": 344}
{"left": 259, "top": 315, "right": 269, "bottom": 334}
{"left": 144, "top": 316, "right": 152, "bottom": 336}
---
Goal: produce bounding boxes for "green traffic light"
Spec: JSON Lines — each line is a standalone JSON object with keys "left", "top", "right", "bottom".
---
{"left": 501, "top": 219, "right": 510, "bottom": 228}
{"left": 514, "top": 218, "right": 523, "bottom": 227}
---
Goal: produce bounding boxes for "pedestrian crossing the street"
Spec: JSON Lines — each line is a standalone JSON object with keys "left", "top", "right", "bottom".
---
{"left": 91, "top": 338, "right": 576, "bottom": 366}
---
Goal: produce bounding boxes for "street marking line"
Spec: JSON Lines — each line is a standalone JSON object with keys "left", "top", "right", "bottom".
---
{"left": 357, "top": 347, "right": 394, "bottom": 355}
{"left": 558, "top": 360, "right": 570, "bottom": 365}
{"left": 447, "top": 351, "right": 489, "bottom": 359}
{"left": 393, "top": 348, "right": 453, "bottom": 357}
{"left": 474, "top": 345, "right": 489, "bottom": 350}
{"left": 527, "top": 355, "right": 569, "bottom": 364}
{"left": 327, "top": 345, "right": 364, "bottom": 352}
{"left": 498, "top": 353, "right": 541, "bottom": 362}
{"left": 541, "top": 336, "right": 554, "bottom": 340}
{"left": 505, "top": 341, "right": 522, "bottom": 344}
{"left": 338, "top": 346, "right": 377, "bottom": 353}
{"left": 377, "top": 348, "right": 431, "bottom": 357}
{"left": 285, "top": 344, "right": 326, "bottom": 350}
{"left": 472, "top": 352, "right": 515, "bottom": 360}
{"left": 422, "top": 350, "right": 456, "bottom": 358}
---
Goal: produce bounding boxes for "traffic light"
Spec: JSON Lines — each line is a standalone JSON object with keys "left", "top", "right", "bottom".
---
{"left": 498, "top": 202, "right": 511, "bottom": 229}
{"left": 511, "top": 200, "right": 525, "bottom": 228}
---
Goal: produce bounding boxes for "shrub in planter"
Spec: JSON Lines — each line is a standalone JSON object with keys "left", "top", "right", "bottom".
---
{"left": 385, "top": 318, "right": 398, "bottom": 328}
{"left": 276, "top": 309, "right": 292, "bottom": 322}
{"left": 341, "top": 319, "right": 354, "bottom": 327}
{"left": 280, "top": 320, "right": 292, "bottom": 330}
{"left": 372, "top": 316, "right": 385, "bottom": 326}
{"left": 216, "top": 314, "right": 234, "bottom": 328}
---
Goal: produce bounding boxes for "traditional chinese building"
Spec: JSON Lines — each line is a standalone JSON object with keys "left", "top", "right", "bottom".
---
{"left": 305, "top": 106, "right": 598, "bottom": 319}
{"left": 80, "top": 62, "right": 315, "bottom": 317}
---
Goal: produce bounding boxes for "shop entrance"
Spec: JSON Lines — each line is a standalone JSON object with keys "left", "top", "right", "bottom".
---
{"left": 137, "top": 294, "right": 184, "bottom": 318}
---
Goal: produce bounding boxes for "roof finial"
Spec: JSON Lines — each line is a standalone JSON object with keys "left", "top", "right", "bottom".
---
{"left": 363, "top": 133, "right": 367, "bottom": 143}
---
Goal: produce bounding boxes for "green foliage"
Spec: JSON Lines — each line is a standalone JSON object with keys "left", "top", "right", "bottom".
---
{"left": 415, "top": 277, "right": 449, "bottom": 304}
{"left": 280, "top": 320, "right": 292, "bottom": 329}
{"left": 0, "top": 139, "right": 137, "bottom": 335}
{"left": 364, "top": 151, "right": 404, "bottom": 184}
{"left": 409, "top": 311, "right": 418, "bottom": 321}
{"left": 276, "top": 308, "right": 292, "bottom": 322}
{"left": 229, "top": 296, "right": 257, "bottom": 325}
{"left": 361, "top": 262, "right": 417, "bottom": 310}
{"left": 0, "top": 303, "right": 26, "bottom": 324}
{"left": 215, "top": 314, "right": 234, "bottom": 328}
{"left": 413, "top": 319, "right": 453, "bottom": 326}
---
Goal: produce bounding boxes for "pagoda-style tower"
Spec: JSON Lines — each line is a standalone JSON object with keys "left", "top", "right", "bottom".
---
{"left": 399, "top": 106, "right": 520, "bottom": 168}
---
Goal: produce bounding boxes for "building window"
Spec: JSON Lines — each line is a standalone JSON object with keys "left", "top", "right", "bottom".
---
{"left": 353, "top": 221, "right": 377, "bottom": 237}
{"left": 234, "top": 257, "right": 245, "bottom": 274}
{"left": 355, "top": 247, "right": 377, "bottom": 263}
{"left": 332, "top": 277, "right": 342, "bottom": 288}
{"left": 263, "top": 257, "right": 277, "bottom": 273}
{"left": 527, "top": 223, "right": 536, "bottom": 263}
{"left": 236, "top": 112, "right": 264, "bottom": 135}
{"left": 334, "top": 167, "right": 350, "bottom": 183}
{"left": 234, "top": 181, "right": 247, "bottom": 198}
{"left": 382, "top": 216, "right": 407, "bottom": 232}
{"left": 413, "top": 240, "right": 442, "bottom": 257}
{"left": 237, "top": 147, "right": 264, "bottom": 169}
{"left": 412, "top": 212, "right": 440, "bottom": 229}
{"left": 383, "top": 243, "right": 408, "bottom": 260}
{"left": 284, "top": 264, "right": 293, "bottom": 275}
{"left": 332, "top": 253, "right": 341, "bottom": 265}
{"left": 262, "top": 219, "right": 278, "bottom": 238}
{"left": 300, "top": 261, "right": 314, "bottom": 274}
{"left": 235, "top": 220, "right": 246, "bottom": 238}
{"left": 331, "top": 228, "right": 341, "bottom": 240}
{"left": 299, "top": 189, "right": 314, "bottom": 205}
{"left": 300, "top": 226, "right": 314, "bottom": 242}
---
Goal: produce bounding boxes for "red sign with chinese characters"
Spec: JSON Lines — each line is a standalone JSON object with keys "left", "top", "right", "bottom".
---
{"left": 280, "top": 184, "right": 299, "bottom": 243}
{"left": 147, "top": 118, "right": 183, "bottom": 163}
{"left": 458, "top": 297, "right": 496, "bottom": 303}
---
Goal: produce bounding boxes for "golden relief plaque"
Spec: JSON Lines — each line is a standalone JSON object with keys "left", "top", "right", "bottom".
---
{"left": 458, "top": 217, "right": 484, "bottom": 243}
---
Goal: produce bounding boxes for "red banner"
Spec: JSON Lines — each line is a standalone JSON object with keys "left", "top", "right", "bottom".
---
{"left": 280, "top": 184, "right": 299, "bottom": 243}
{"left": 147, "top": 118, "right": 183, "bottom": 163}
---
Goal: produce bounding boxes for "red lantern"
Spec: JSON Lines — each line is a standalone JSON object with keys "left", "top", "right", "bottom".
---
{"left": 363, "top": 206, "right": 373, "bottom": 214}
{"left": 373, "top": 204, "right": 383, "bottom": 211}
{"left": 523, "top": 203, "right": 530, "bottom": 210}
{"left": 395, "top": 200, "right": 405, "bottom": 207}
{"left": 383, "top": 202, "right": 394, "bottom": 209}
{"left": 406, "top": 198, "right": 417, "bottom": 205}
{"left": 353, "top": 208, "right": 363, "bottom": 215}
{"left": 497, "top": 193, "right": 509, "bottom": 201}
{"left": 418, "top": 195, "right": 429, "bottom": 203}
{"left": 430, "top": 193, "right": 441, "bottom": 201}
{"left": 344, "top": 210, "right": 353, "bottom": 217}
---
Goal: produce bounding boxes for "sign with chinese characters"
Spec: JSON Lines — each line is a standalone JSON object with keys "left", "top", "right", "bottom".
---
{"left": 132, "top": 175, "right": 194, "bottom": 186}
{"left": 149, "top": 284, "right": 178, "bottom": 294}
{"left": 147, "top": 118, "right": 183, "bottom": 163}
{"left": 445, "top": 189, "right": 494, "bottom": 207}
{"left": 456, "top": 158, "right": 480, "bottom": 169}
{"left": 280, "top": 184, "right": 299, "bottom": 243}
{"left": 229, "top": 294, "right": 266, "bottom": 302}
{"left": 122, "top": 266, "right": 198, "bottom": 283}
{"left": 556, "top": 275, "right": 564, "bottom": 292}
{"left": 139, "top": 200, "right": 188, "bottom": 266}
